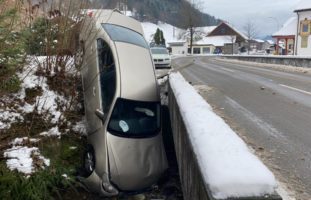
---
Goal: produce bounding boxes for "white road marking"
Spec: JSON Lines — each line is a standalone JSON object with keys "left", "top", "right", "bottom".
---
{"left": 226, "top": 96, "right": 286, "bottom": 139}
{"left": 279, "top": 84, "right": 311, "bottom": 96}
{"left": 221, "top": 67, "right": 235, "bottom": 73}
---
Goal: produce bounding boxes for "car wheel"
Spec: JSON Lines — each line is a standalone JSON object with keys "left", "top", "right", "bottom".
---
{"left": 83, "top": 145, "right": 95, "bottom": 176}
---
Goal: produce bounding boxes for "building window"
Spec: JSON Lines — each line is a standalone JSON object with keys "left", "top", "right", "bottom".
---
{"left": 193, "top": 47, "right": 201, "bottom": 54}
{"left": 303, "top": 24, "right": 309, "bottom": 32}
{"left": 301, "top": 36, "right": 308, "bottom": 48}
{"left": 202, "top": 47, "right": 210, "bottom": 54}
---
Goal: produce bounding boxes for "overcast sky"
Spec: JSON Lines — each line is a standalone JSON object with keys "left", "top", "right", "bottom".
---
{"left": 201, "top": 0, "right": 301, "bottom": 38}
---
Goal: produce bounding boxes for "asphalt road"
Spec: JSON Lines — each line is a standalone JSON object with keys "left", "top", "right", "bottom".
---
{"left": 173, "top": 56, "right": 311, "bottom": 200}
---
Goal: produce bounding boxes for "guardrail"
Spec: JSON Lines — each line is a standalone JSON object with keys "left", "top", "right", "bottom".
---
{"left": 167, "top": 73, "right": 282, "bottom": 200}
{"left": 222, "top": 55, "right": 311, "bottom": 68}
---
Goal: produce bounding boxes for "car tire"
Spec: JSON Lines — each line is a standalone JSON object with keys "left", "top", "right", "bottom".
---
{"left": 83, "top": 145, "right": 96, "bottom": 177}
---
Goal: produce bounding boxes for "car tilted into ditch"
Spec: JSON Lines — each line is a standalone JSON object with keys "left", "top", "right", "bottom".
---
{"left": 79, "top": 10, "right": 168, "bottom": 196}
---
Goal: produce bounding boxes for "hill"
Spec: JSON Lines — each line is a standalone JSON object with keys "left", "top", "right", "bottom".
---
{"left": 90, "top": 0, "right": 221, "bottom": 28}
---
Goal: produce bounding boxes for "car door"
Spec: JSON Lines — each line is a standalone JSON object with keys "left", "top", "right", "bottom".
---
{"left": 82, "top": 38, "right": 116, "bottom": 135}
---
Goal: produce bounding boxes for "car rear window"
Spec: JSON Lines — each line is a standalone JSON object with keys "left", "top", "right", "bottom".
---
{"left": 108, "top": 98, "right": 161, "bottom": 138}
{"left": 102, "top": 24, "right": 149, "bottom": 49}
{"left": 151, "top": 48, "right": 168, "bottom": 54}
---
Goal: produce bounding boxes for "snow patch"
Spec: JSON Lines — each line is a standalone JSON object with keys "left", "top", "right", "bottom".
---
{"left": 72, "top": 119, "right": 87, "bottom": 135}
{"left": 40, "top": 127, "right": 62, "bottom": 137}
{"left": 0, "top": 110, "right": 23, "bottom": 129}
{"left": 16, "top": 57, "right": 70, "bottom": 124}
{"left": 4, "top": 146, "right": 50, "bottom": 174}
{"left": 157, "top": 75, "right": 168, "bottom": 86}
{"left": 11, "top": 137, "right": 40, "bottom": 146}
{"left": 169, "top": 72, "right": 277, "bottom": 199}
{"left": 142, "top": 22, "right": 186, "bottom": 45}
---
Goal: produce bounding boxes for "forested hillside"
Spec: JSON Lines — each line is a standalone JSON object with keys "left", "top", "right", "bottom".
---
{"left": 91, "top": 0, "right": 221, "bottom": 28}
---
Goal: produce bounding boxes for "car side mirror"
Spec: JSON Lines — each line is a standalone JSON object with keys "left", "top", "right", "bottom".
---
{"left": 95, "top": 109, "right": 105, "bottom": 120}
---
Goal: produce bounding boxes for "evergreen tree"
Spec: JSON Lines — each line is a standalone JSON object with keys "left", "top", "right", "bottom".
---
{"left": 153, "top": 28, "right": 165, "bottom": 46}
{"left": 160, "top": 30, "right": 165, "bottom": 46}
{"left": 0, "top": 2, "right": 26, "bottom": 93}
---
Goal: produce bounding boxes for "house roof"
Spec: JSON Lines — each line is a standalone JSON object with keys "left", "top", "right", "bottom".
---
{"left": 194, "top": 35, "right": 236, "bottom": 47}
{"left": 198, "top": 26, "right": 217, "bottom": 35}
{"left": 226, "top": 23, "right": 248, "bottom": 40}
{"left": 254, "top": 39, "right": 265, "bottom": 43}
{"left": 294, "top": 0, "right": 311, "bottom": 12}
{"left": 272, "top": 16, "right": 297, "bottom": 37}
{"left": 266, "top": 40, "right": 275, "bottom": 45}
{"left": 208, "top": 22, "right": 248, "bottom": 41}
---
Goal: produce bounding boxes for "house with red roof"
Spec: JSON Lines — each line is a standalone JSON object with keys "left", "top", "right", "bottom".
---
{"left": 272, "top": 17, "right": 297, "bottom": 55}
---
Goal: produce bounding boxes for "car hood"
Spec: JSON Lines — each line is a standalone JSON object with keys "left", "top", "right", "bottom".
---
{"left": 151, "top": 54, "right": 170, "bottom": 60}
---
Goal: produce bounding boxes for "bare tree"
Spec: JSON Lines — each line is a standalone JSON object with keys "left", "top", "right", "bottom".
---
{"left": 180, "top": 0, "right": 203, "bottom": 54}
{"left": 243, "top": 20, "right": 259, "bottom": 54}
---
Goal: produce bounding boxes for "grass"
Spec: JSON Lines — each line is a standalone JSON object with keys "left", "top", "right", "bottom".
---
{"left": 6, "top": 112, "right": 53, "bottom": 138}
{"left": 0, "top": 64, "right": 87, "bottom": 200}
{"left": 0, "top": 73, "right": 21, "bottom": 95}
{"left": 0, "top": 131, "right": 87, "bottom": 200}
{"left": 25, "top": 86, "right": 43, "bottom": 105}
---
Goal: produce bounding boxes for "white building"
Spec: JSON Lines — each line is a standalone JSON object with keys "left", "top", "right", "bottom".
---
{"left": 272, "top": 17, "right": 297, "bottom": 55}
{"left": 294, "top": 0, "right": 311, "bottom": 56}
{"left": 167, "top": 41, "right": 188, "bottom": 55}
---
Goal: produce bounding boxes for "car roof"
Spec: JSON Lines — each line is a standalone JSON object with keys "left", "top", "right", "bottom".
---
{"left": 90, "top": 9, "right": 144, "bottom": 36}
{"left": 82, "top": 10, "right": 159, "bottom": 102}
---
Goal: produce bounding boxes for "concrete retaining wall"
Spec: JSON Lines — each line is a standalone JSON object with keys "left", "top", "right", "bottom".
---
{"left": 168, "top": 84, "right": 211, "bottom": 200}
{"left": 222, "top": 55, "right": 311, "bottom": 68}
{"left": 168, "top": 83, "right": 282, "bottom": 200}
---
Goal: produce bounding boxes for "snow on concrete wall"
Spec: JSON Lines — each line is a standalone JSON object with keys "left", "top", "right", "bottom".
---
{"left": 169, "top": 72, "right": 277, "bottom": 199}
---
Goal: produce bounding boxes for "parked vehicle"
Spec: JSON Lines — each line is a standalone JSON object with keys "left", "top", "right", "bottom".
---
{"left": 150, "top": 47, "right": 171, "bottom": 68}
{"left": 79, "top": 9, "right": 168, "bottom": 196}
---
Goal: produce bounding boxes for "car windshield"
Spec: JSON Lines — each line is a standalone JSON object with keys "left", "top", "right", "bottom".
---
{"left": 151, "top": 48, "right": 168, "bottom": 54}
{"left": 108, "top": 98, "right": 161, "bottom": 138}
{"left": 102, "top": 24, "right": 149, "bottom": 49}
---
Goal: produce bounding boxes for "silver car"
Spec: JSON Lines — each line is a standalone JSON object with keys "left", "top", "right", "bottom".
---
{"left": 79, "top": 10, "right": 168, "bottom": 196}
{"left": 151, "top": 47, "right": 171, "bottom": 68}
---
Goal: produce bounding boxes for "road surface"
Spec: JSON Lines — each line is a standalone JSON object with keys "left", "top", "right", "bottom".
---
{"left": 173, "top": 56, "right": 311, "bottom": 200}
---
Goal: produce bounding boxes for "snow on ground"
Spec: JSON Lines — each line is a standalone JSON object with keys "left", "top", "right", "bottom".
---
{"left": 10, "top": 137, "right": 40, "bottom": 146}
{"left": 0, "top": 110, "right": 23, "bottom": 129}
{"left": 16, "top": 57, "right": 71, "bottom": 123}
{"left": 157, "top": 75, "right": 168, "bottom": 86}
{"left": 218, "top": 57, "right": 311, "bottom": 74}
{"left": 141, "top": 22, "right": 186, "bottom": 45}
{"left": 0, "top": 57, "right": 70, "bottom": 130}
{"left": 72, "top": 118, "right": 87, "bottom": 135}
{"left": 39, "top": 127, "right": 62, "bottom": 137}
{"left": 169, "top": 72, "right": 277, "bottom": 199}
{"left": 1, "top": 56, "right": 84, "bottom": 175}
{"left": 4, "top": 145, "right": 50, "bottom": 174}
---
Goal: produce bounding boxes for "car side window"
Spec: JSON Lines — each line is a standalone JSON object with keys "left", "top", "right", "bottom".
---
{"left": 97, "top": 38, "right": 116, "bottom": 119}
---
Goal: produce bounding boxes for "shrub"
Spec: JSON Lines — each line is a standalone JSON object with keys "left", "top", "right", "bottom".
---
{"left": 0, "top": 2, "right": 26, "bottom": 94}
